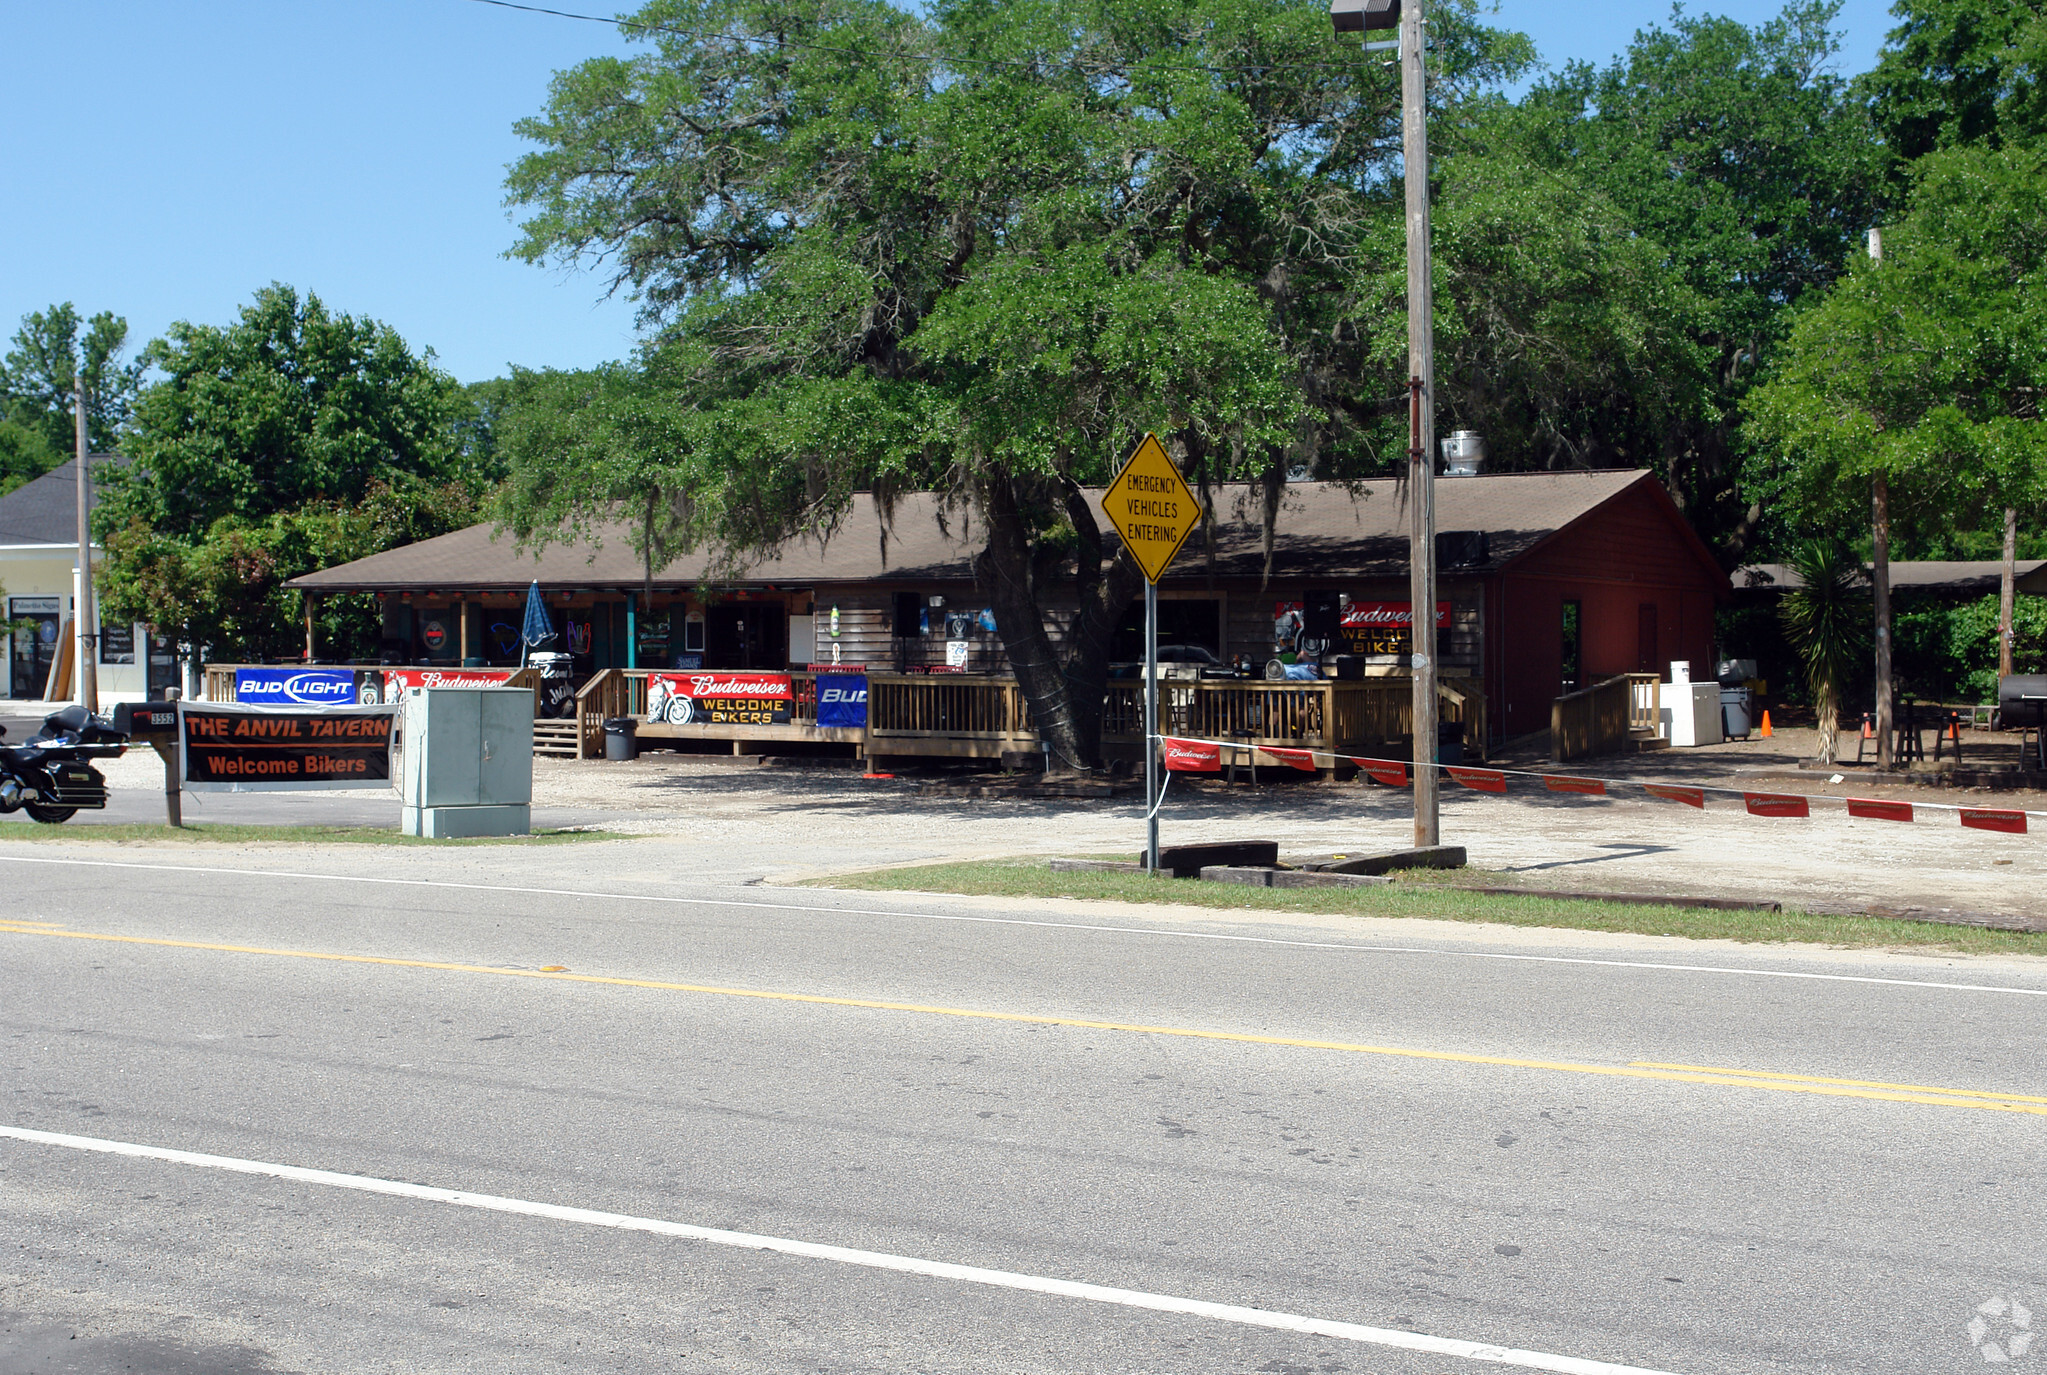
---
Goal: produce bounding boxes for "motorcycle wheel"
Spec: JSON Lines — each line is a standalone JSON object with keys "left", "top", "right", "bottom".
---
{"left": 24, "top": 803, "right": 76, "bottom": 824}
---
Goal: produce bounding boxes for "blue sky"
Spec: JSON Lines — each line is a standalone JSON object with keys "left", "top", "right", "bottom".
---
{"left": 2, "top": 0, "right": 1896, "bottom": 386}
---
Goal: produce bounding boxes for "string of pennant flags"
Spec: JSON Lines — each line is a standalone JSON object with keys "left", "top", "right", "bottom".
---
{"left": 1153, "top": 735, "right": 2037, "bottom": 835}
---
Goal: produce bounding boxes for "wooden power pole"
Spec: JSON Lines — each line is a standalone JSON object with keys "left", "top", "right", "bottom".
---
{"left": 73, "top": 372, "right": 99, "bottom": 713}
{"left": 2001, "top": 506, "right": 2019, "bottom": 680}
{"left": 1400, "top": 0, "right": 1440, "bottom": 847}
{"left": 1867, "top": 229, "right": 1892, "bottom": 771}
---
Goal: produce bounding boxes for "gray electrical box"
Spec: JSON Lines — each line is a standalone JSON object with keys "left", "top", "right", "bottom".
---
{"left": 397, "top": 687, "right": 534, "bottom": 838}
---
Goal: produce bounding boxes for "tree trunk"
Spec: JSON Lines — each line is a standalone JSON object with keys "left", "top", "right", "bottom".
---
{"left": 1814, "top": 680, "right": 1838, "bottom": 764}
{"left": 974, "top": 473, "right": 1142, "bottom": 774}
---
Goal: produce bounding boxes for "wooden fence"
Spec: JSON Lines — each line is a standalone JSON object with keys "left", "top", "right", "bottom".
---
{"left": 203, "top": 664, "right": 542, "bottom": 715}
{"left": 1103, "top": 676, "right": 1486, "bottom": 763}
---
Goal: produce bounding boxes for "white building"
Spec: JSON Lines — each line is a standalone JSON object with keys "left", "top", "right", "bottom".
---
{"left": 0, "top": 457, "right": 166, "bottom": 705}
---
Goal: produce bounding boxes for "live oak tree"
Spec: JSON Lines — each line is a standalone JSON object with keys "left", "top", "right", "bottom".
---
{"left": 94, "top": 285, "right": 484, "bottom": 665}
{"left": 502, "top": 0, "right": 1530, "bottom": 769}
{"left": 1490, "top": 0, "right": 1884, "bottom": 558}
{"left": 1743, "top": 140, "right": 2047, "bottom": 693}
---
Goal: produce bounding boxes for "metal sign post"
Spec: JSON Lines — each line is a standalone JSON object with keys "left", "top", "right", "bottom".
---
{"left": 1100, "top": 433, "right": 1201, "bottom": 875}
{"left": 1145, "top": 578, "right": 1159, "bottom": 871}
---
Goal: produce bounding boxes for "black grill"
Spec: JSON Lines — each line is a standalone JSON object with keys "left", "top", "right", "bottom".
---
{"left": 2000, "top": 675, "right": 2047, "bottom": 727}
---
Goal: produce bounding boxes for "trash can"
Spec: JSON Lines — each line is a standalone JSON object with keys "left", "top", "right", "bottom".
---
{"left": 1436, "top": 722, "right": 1465, "bottom": 767}
{"left": 602, "top": 716, "right": 638, "bottom": 761}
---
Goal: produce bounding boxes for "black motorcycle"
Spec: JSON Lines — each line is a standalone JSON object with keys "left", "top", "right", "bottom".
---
{"left": 0, "top": 704, "right": 128, "bottom": 824}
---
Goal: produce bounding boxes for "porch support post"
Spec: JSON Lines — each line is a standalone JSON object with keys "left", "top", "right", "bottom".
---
{"left": 626, "top": 592, "right": 638, "bottom": 670}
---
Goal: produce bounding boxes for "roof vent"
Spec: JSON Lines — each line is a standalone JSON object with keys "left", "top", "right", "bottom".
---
{"left": 1439, "top": 430, "right": 1485, "bottom": 476}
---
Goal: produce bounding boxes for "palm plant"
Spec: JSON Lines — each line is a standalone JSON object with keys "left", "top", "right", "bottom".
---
{"left": 1778, "top": 537, "right": 1871, "bottom": 763}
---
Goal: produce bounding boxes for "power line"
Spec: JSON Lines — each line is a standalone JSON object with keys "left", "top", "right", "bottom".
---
{"left": 464, "top": 0, "right": 1399, "bottom": 79}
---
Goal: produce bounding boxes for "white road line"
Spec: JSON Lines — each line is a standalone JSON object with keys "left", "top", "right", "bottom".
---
{"left": 0, "top": 1124, "right": 1684, "bottom": 1375}
{"left": 3, "top": 853, "right": 2044, "bottom": 999}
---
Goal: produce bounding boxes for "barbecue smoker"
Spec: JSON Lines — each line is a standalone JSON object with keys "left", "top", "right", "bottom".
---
{"left": 1999, "top": 675, "right": 2047, "bottom": 769}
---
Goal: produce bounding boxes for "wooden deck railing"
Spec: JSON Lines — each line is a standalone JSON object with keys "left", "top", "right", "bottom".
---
{"left": 1103, "top": 676, "right": 1486, "bottom": 762}
{"left": 202, "top": 663, "right": 541, "bottom": 712}
{"left": 1552, "top": 672, "right": 1659, "bottom": 761}
{"left": 867, "top": 674, "right": 1032, "bottom": 742}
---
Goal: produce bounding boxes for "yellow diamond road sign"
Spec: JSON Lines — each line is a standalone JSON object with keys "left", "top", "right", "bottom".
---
{"left": 1103, "top": 433, "right": 1201, "bottom": 584}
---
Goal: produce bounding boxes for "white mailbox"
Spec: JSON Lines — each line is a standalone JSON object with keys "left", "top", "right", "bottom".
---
{"left": 398, "top": 687, "right": 534, "bottom": 837}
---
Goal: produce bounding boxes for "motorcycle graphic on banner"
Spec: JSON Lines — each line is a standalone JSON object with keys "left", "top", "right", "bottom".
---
{"left": 647, "top": 672, "right": 793, "bottom": 726}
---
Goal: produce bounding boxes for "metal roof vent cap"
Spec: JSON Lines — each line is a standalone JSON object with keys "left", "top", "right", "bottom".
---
{"left": 1440, "top": 430, "right": 1485, "bottom": 476}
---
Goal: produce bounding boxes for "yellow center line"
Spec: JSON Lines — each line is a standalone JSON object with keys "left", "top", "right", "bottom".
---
{"left": 3, "top": 923, "right": 2042, "bottom": 1117}
{"left": 1630, "top": 1061, "right": 2047, "bottom": 1105}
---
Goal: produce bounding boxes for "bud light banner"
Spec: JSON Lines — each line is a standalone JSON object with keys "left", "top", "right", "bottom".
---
{"left": 647, "top": 671, "right": 793, "bottom": 726}
{"left": 815, "top": 673, "right": 868, "bottom": 729}
{"left": 235, "top": 668, "right": 356, "bottom": 706}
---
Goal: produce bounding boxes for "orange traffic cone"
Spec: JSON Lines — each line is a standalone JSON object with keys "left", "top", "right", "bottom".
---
{"left": 1759, "top": 710, "right": 1773, "bottom": 739}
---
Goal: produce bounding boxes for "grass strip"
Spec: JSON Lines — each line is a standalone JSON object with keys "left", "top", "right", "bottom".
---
{"left": 817, "top": 857, "right": 2047, "bottom": 956}
{"left": 0, "top": 822, "right": 618, "bottom": 847}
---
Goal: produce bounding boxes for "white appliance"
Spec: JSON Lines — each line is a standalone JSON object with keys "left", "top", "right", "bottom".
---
{"left": 1659, "top": 681, "right": 1725, "bottom": 747}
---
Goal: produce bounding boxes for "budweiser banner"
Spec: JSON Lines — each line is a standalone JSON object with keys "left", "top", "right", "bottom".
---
{"left": 648, "top": 671, "right": 793, "bottom": 726}
{"left": 1160, "top": 737, "right": 1221, "bottom": 772}
{"left": 385, "top": 668, "right": 516, "bottom": 692}
{"left": 1338, "top": 601, "right": 1451, "bottom": 655}
{"left": 180, "top": 701, "right": 396, "bottom": 792}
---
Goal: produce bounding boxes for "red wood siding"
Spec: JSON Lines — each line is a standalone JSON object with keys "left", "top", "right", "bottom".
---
{"left": 1491, "top": 481, "right": 1726, "bottom": 740}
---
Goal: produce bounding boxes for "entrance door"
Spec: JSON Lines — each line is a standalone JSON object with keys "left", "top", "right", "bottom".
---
{"left": 8, "top": 597, "right": 62, "bottom": 699}
{"left": 706, "top": 604, "right": 788, "bottom": 670}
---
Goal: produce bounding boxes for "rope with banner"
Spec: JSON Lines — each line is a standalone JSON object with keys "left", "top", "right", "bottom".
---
{"left": 1145, "top": 734, "right": 2039, "bottom": 835}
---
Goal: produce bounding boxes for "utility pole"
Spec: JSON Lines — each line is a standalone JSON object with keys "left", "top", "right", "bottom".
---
{"left": 2001, "top": 506, "right": 2018, "bottom": 681}
{"left": 73, "top": 372, "right": 99, "bottom": 714}
{"left": 1400, "top": 0, "right": 1440, "bottom": 846}
{"left": 1328, "top": 0, "right": 1439, "bottom": 845}
{"left": 1867, "top": 228, "right": 1892, "bottom": 772}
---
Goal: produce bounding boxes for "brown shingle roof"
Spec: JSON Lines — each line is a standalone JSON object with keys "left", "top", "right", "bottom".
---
{"left": 290, "top": 469, "right": 1686, "bottom": 592}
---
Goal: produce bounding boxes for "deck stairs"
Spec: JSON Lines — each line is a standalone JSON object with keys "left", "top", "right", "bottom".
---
{"left": 532, "top": 719, "right": 580, "bottom": 758}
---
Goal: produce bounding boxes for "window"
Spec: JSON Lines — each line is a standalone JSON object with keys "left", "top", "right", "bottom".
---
{"left": 1560, "top": 600, "right": 1582, "bottom": 693}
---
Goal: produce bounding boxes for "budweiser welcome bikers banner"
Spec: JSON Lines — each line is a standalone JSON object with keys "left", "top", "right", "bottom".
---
{"left": 1337, "top": 601, "right": 1451, "bottom": 655}
{"left": 647, "top": 671, "right": 793, "bottom": 726}
{"left": 180, "top": 701, "right": 397, "bottom": 791}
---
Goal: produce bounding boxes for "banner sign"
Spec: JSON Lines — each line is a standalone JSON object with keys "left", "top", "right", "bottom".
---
{"left": 1338, "top": 601, "right": 1452, "bottom": 655}
{"left": 1267, "top": 747, "right": 1318, "bottom": 772}
{"left": 1160, "top": 737, "right": 1221, "bottom": 772}
{"left": 1743, "top": 792, "right": 1810, "bottom": 819}
{"left": 1353, "top": 757, "right": 1409, "bottom": 787}
{"left": 1543, "top": 775, "right": 1607, "bottom": 795}
{"left": 235, "top": 668, "right": 356, "bottom": 706}
{"left": 385, "top": 668, "right": 516, "bottom": 692}
{"left": 648, "top": 671, "right": 793, "bottom": 726}
{"left": 1846, "top": 797, "right": 1913, "bottom": 823}
{"left": 180, "top": 702, "right": 396, "bottom": 792}
{"left": 815, "top": 673, "right": 869, "bottom": 729}
{"left": 1961, "top": 808, "right": 2027, "bottom": 834}
{"left": 1448, "top": 766, "right": 1507, "bottom": 793}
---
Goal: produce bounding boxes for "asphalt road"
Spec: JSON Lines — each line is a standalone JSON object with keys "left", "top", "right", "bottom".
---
{"left": 2, "top": 842, "right": 2043, "bottom": 1373}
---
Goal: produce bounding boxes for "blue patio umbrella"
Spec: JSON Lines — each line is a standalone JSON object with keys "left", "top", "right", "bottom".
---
{"left": 519, "top": 580, "right": 556, "bottom": 665}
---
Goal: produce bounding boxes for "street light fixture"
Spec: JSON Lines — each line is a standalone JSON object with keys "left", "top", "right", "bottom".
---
{"left": 1332, "top": 0, "right": 1440, "bottom": 848}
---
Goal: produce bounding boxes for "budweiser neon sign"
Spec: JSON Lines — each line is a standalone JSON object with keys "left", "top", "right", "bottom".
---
{"left": 1341, "top": 601, "right": 1450, "bottom": 629}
